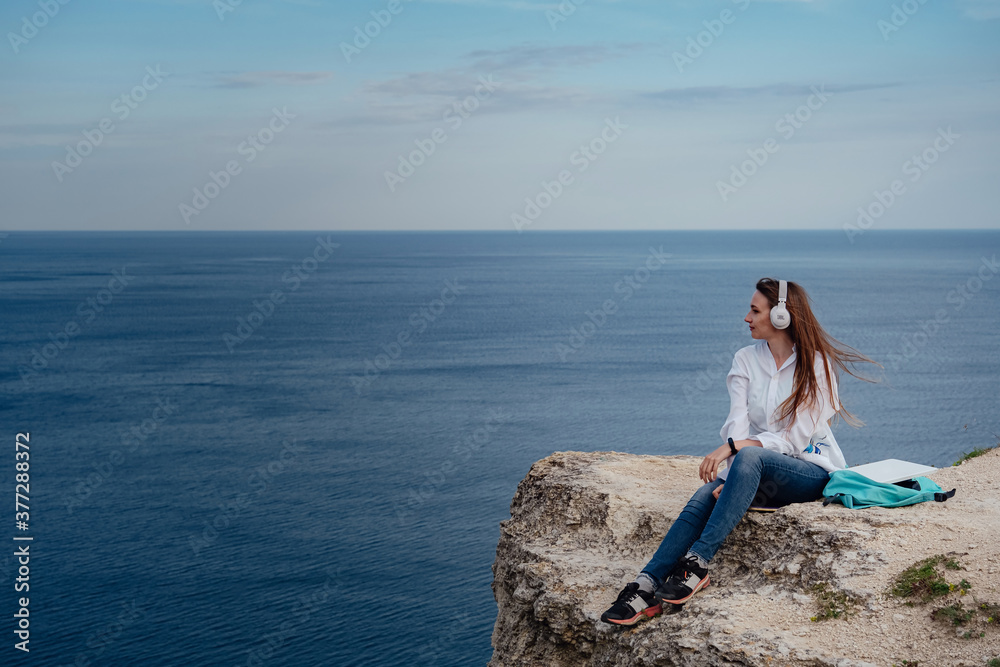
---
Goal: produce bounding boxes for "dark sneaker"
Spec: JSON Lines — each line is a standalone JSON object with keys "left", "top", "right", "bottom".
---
{"left": 600, "top": 582, "right": 662, "bottom": 625}
{"left": 655, "top": 555, "right": 710, "bottom": 605}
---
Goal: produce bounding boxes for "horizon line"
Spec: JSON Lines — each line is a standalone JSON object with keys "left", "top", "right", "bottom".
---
{"left": 3, "top": 227, "right": 998, "bottom": 234}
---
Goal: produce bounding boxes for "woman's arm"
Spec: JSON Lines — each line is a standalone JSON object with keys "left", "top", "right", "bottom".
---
{"left": 699, "top": 439, "right": 761, "bottom": 483}
{"left": 706, "top": 351, "right": 762, "bottom": 483}
{"left": 719, "top": 353, "right": 752, "bottom": 443}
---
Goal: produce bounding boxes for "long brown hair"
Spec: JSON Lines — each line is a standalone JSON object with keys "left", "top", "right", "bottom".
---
{"left": 756, "top": 278, "right": 880, "bottom": 428}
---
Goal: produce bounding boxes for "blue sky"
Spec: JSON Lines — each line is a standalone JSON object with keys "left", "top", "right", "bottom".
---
{"left": 1, "top": 0, "right": 998, "bottom": 230}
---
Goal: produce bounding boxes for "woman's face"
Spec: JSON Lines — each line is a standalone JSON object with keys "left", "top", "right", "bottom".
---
{"left": 745, "top": 290, "right": 776, "bottom": 339}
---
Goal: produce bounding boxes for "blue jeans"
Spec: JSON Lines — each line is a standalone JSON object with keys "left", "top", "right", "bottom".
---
{"left": 640, "top": 446, "right": 831, "bottom": 585}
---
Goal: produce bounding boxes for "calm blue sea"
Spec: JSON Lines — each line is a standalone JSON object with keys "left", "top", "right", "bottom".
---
{"left": 1, "top": 230, "right": 998, "bottom": 666}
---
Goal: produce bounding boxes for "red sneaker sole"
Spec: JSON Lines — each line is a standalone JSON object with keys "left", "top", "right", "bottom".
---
{"left": 662, "top": 577, "right": 710, "bottom": 605}
{"left": 604, "top": 604, "right": 663, "bottom": 625}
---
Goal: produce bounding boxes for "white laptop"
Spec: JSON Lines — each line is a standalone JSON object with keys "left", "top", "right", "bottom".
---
{"left": 845, "top": 458, "right": 937, "bottom": 484}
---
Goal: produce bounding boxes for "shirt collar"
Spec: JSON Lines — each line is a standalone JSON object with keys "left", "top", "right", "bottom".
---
{"left": 758, "top": 340, "right": 797, "bottom": 373}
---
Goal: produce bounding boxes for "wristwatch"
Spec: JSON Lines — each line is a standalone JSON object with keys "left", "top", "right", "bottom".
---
{"left": 727, "top": 437, "right": 738, "bottom": 456}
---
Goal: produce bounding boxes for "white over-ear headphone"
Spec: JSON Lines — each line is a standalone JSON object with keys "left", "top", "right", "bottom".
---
{"left": 770, "top": 279, "right": 791, "bottom": 330}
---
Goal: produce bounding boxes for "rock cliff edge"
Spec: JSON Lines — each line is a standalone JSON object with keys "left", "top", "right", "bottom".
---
{"left": 490, "top": 449, "right": 1000, "bottom": 666}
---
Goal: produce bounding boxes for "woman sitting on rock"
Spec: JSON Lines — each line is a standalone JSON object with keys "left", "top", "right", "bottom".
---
{"left": 601, "top": 277, "right": 878, "bottom": 625}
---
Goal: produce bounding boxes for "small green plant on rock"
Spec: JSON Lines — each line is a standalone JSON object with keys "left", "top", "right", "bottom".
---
{"left": 891, "top": 555, "right": 1000, "bottom": 641}
{"left": 933, "top": 601, "right": 975, "bottom": 626}
{"left": 952, "top": 441, "right": 999, "bottom": 466}
{"left": 892, "top": 554, "right": 962, "bottom": 602}
{"left": 980, "top": 602, "right": 1000, "bottom": 623}
{"left": 810, "top": 582, "right": 856, "bottom": 622}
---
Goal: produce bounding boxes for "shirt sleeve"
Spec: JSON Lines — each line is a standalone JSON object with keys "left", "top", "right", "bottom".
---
{"left": 719, "top": 352, "right": 752, "bottom": 443}
{"left": 753, "top": 355, "right": 839, "bottom": 455}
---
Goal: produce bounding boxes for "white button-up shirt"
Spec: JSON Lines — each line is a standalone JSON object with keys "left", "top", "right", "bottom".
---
{"left": 717, "top": 340, "right": 846, "bottom": 480}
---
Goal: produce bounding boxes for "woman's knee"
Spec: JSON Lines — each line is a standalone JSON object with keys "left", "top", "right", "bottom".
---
{"left": 735, "top": 445, "right": 764, "bottom": 461}
{"left": 731, "top": 445, "right": 765, "bottom": 470}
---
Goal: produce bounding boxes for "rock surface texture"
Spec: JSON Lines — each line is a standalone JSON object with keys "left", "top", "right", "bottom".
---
{"left": 490, "top": 448, "right": 1000, "bottom": 667}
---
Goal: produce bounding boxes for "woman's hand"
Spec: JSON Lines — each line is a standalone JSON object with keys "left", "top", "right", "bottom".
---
{"left": 712, "top": 484, "right": 724, "bottom": 500}
{"left": 699, "top": 444, "right": 732, "bottom": 484}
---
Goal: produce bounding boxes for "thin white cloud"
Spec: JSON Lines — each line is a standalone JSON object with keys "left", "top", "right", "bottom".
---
{"left": 339, "top": 44, "right": 625, "bottom": 125}
{"left": 419, "top": 0, "right": 567, "bottom": 10}
{"left": 465, "top": 44, "right": 624, "bottom": 71}
{"left": 641, "top": 82, "right": 899, "bottom": 104}
{"left": 337, "top": 43, "right": 905, "bottom": 128}
{"left": 212, "top": 71, "right": 334, "bottom": 89}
